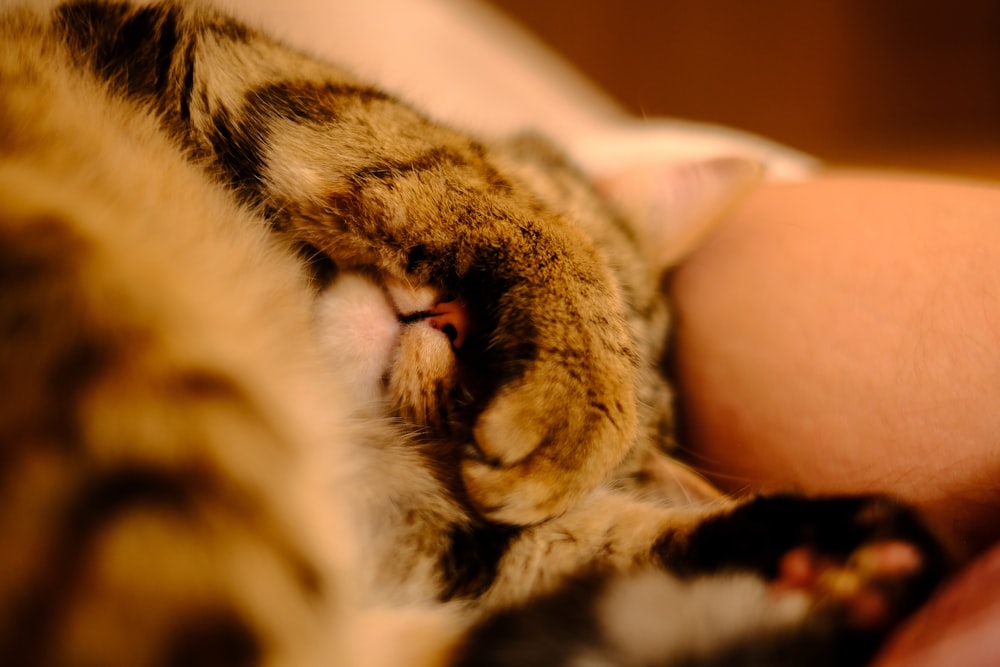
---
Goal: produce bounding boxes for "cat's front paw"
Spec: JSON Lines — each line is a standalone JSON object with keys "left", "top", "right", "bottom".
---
{"left": 462, "top": 354, "right": 637, "bottom": 526}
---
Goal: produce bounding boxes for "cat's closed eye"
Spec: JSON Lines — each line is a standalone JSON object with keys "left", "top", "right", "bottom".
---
{"left": 295, "top": 241, "right": 339, "bottom": 288}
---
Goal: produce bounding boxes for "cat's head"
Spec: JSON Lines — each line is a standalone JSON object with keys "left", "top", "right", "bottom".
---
{"left": 313, "top": 139, "right": 759, "bottom": 509}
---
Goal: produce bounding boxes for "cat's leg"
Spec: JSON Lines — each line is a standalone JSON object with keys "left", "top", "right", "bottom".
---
{"left": 657, "top": 495, "right": 950, "bottom": 632}
{"left": 458, "top": 492, "right": 948, "bottom": 666}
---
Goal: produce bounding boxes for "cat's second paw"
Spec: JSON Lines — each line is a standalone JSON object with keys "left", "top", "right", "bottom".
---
{"left": 665, "top": 494, "right": 951, "bottom": 662}
{"left": 774, "top": 538, "right": 928, "bottom": 631}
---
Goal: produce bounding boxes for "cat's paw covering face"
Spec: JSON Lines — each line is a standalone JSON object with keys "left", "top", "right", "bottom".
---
{"left": 315, "top": 269, "right": 638, "bottom": 525}
{"left": 315, "top": 157, "right": 761, "bottom": 527}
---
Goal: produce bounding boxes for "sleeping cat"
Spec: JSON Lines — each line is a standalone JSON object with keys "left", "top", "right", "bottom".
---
{"left": 0, "top": 1, "right": 948, "bottom": 665}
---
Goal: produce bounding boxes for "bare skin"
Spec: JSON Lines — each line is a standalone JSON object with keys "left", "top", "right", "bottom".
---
{"left": 669, "top": 171, "right": 1000, "bottom": 560}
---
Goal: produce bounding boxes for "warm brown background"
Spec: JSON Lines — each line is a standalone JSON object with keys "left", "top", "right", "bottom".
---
{"left": 489, "top": 1, "right": 1000, "bottom": 180}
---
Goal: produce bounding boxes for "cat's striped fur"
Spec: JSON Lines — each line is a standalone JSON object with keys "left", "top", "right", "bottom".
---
{"left": 0, "top": 1, "right": 947, "bottom": 665}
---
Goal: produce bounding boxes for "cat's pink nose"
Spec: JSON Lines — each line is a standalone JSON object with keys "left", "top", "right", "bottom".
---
{"left": 426, "top": 298, "right": 469, "bottom": 349}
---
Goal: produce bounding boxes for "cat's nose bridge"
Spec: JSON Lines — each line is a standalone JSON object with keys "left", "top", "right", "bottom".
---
{"left": 426, "top": 298, "right": 469, "bottom": 349}
{"left": 384, "top": 277, "right": 471, "bottom": 349}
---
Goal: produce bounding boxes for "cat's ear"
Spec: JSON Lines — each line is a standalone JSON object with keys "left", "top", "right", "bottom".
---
{"left": 596, "top": 157, "right": 762, "bottom": 273}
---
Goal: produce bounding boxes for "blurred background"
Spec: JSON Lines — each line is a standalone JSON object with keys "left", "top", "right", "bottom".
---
{"left": 489, "top": 0, "right": 1000, "bottom": 180}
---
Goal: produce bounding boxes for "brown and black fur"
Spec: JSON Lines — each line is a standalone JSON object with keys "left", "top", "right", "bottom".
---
{"left": 0, "top": 2, "right": 948, "bottom": 666}
{"left": 45, "top": 0, "right": 654, "bottom": 528}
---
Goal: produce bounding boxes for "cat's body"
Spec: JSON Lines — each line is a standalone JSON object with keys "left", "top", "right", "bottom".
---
{"left": 0, "top": 2, "right": 947, "bottom": 666}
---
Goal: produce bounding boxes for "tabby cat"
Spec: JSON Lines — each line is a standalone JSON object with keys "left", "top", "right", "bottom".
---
{"left": 0, "top": 1, "right": 948, "bottom": 666}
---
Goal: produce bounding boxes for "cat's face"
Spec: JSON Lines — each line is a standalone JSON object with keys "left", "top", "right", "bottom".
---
{"left": 309, "top": 148, "right": 651, "bottom": 495}
{"left": 311, "top": 150, "right": 762, "bottom": 506}
{"left": 313, "top": 271, "right": 469, "bottom": 435}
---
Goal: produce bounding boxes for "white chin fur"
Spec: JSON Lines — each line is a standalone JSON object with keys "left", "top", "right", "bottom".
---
{"left": 314, "top": 273, "right": 401, "bottom": 407}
